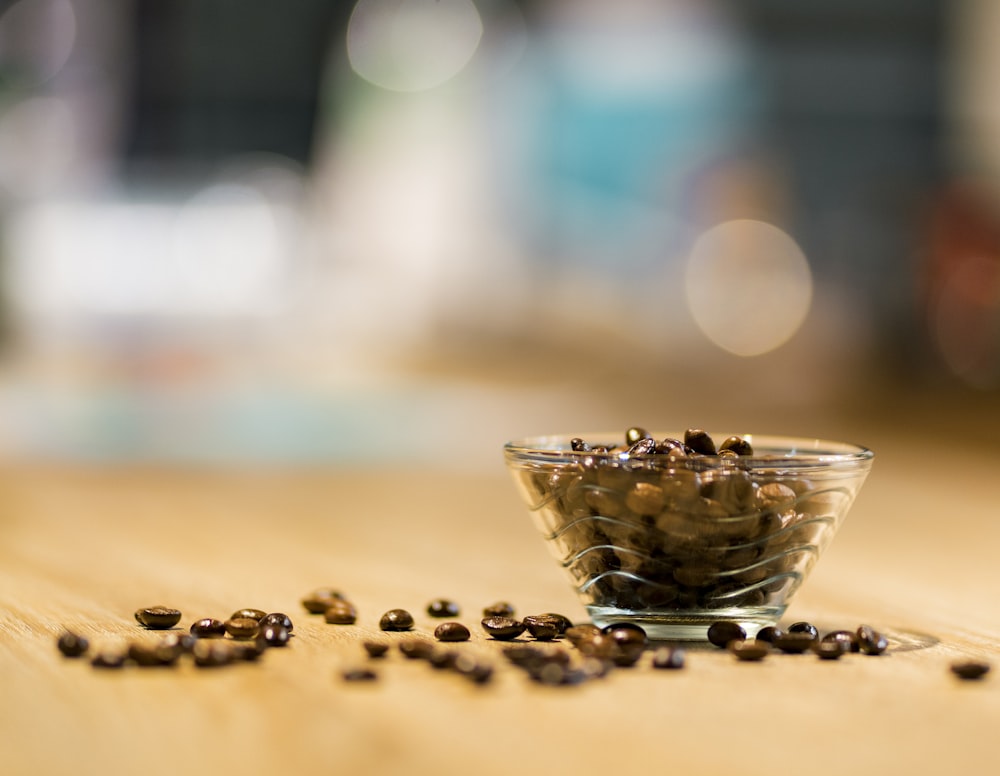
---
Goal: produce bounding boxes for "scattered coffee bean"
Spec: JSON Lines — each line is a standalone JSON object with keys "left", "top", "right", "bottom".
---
{"left": 684, "top": 428, "right": 716, "bottom": 455}
{"left": 128, "top": 642, "right": 175, "bottom": 667}
{"left": 134, "top": 606, "right": 182, "bottom": 630}
{"left": 342, "top": 667, "right": 377, "bottom": 682}
{"left": 951, "top": 661, "right": 990, "bottom": 681}
{"left": 483, "top": 602, "right": 515, "bottom": 618}
{"left": 707, "top": 621, "right": 746, "bottom": 648}
{"left": 230, "top": 608, "right": 267, "bottom": 623}
{"left": 159, "top": 632, "right": 197, "bottom": 654}
{"left": 625, "top": 426, "right": 652, "bottom": 446}
{"left": 232, "top": 640, "right": 267, "bottom": 661}
{"left": 453, "top": 653, "right": 494, "bottom": 684}
{"left": 91, "top": 649, "right": 127, "bottom": 669}
{"left": 434, "top": 622, "right": 471, "bottom": 642}
{"left": 190, "top": 618, "right": 227, "bottom": 638}
{"left": 787, "top": 621, "right": 819, "bottom": 640}
{"left": 651, "top": 646, "right": 685, "bottom": 669}
{"left": 813, "top": 640, "right": 847, "bottom": 660}
{"left": 260, "top": 625, "right": 290, "bottom": 647}
{"left": 856, "top": 625, "right": 888, "bottom": 655}
{"left": 604, "top": 624, "right": 647, "bottom": 667}
{"left": 524, "top": 616, "right": 561, "bottom": 641}
{"left": 773, "top": 633, "right": 817, "bottom": 654}
{"left": 565, "top": 624, "right": 602, "bottom": 647}
{"left": 379, "top": 609, "right": 415, "bottom": 632}
{"left": 429, "top": 650, "right": 459, "bottom": 670}
{"left": 719, "top": 435, "right": 753, "bottom": 456}
{"left": 323, "top": 600, "right": 357, "bottom": 625}
{"left": 398, "top": 639, "right": 435, "bottom": 660}
{"left": 363, "top": 641, "right": 389, "bottom": 658}
{"left": 730, "top": 639, "right": 770, "bottom": 661}
{"left": 822, "top": 630, "right": 860, "bottom": 653}
{"left": 756, "top": 626, "right": 783, "bottom": 643}
{"left": 224, "top": 617, "right": 260, "bottom": 640}
{"left": 481, "top": 616, "right": 526, "bottom": 641}
{"left": 260, "top": 613, "right": 293, "bottom": 632}
{"left": 302, "top": 588, "right": 346, "bottom": 614}
{"left": 56, "top": 631, "right": 89, "bottom": 658}
{"left": 193, "top": 640, "right": 234, "bottom": 667}
{"left": 427, "top": 599, "right": 460, "bottom": 618}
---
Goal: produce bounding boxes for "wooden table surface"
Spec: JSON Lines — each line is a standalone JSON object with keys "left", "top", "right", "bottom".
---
{"left": 3, "top": 433, "right": 999, "bottom": 776}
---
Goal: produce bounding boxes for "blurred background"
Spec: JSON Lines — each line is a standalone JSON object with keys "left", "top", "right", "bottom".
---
{"left": 0, "top": 0, "right": 998, "bottom": 467}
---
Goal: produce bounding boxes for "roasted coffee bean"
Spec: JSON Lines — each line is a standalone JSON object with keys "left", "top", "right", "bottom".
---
{"left": 91, "top": 649, "right": 127, "bottom": 669}
{"left": 813, "top": 640, "right": 847, "bottom": 660}
{"left": 260, "top": 624, "right": 290, "bottom": 647}
{"left": 570, "top": 437, "right": 590, "bottom": 452}
{"left": 302, "top": 588, "right": 346, "bottom": 614}
{"left": 224, "top": 617, "right": 260, "bottom": 640}
{"left": 323, "top": 600, "right": 357, "bottom": 625}
{"left": 128, "top": 642, "right": 174, "bottom": 667}
{"left": 134, "top": 606, "right": 182, "bottom": 630}
{"left": 232, "top": 640, "right": 267, "bottom": 661}
{"left": 230, "top": 608, "right": 267, "bottom": 623}
{"left": 707, "top": 621, "right": 746, "bottom": 648}
{"left": 625, "top": 426, "right": 652, "bottom": 446}
{"left": 856, "top": 625, "right": 888, "bottom": 655}
{"left": 429, "top": 650, "right": 459, "bottom": 670}
{"left": 787, "top": 621, "right": 819, "bottom": 640}
{"left": 627, "top": 437, "right": 658, "bottom": 456}
{"left": 379, "top": 609, "right": 415, "bottom": 632}
{"left": 453, "top": 653, "right": 494, "bottom": 684}
{"left": 398, "top": 639, "right": 435, "bottom": 659}
{"left": 434, "top": 622, "right": 471, "bottom": 642}
{"left": 260, "top": 613, "right": 293, "bottom": 632}
{"left": 426, "top": 599, "right": 460, "bottom": 618}
{"left": 523, "top": 613, "right": 573, "bottom": 637}
{"left": 822, "top": 630, "right": 860, "bottom": 653}
{"left": 684, "top": 428, "right": 716, "bottom": 455}
{"left": 193, "top": 640, "right": 234, "bottom": 667}
{"left": 481, "top": 616, "right": 526, "bottom": 641}
{"left": 190, "top": 618, "right": 227, "bottom": 638}
{"left": 773, "top": 633, "right": 816, "bottom": 654}
{"left": 483, "top": 602, "right": 515, "bottom": 618}
{"left": 159, "top": 632, "right": 197, "bottom": 654}
{"left": 755, "top": 626, "right": 783, "bottom": 643}
{"left": 719, "top": 436, "right": 753, "bottom": 456}
{"left": 565, "top": 624, "right": 601, "bottom": 647}
{"left": 524, "top": 618, "right": 560, "bottom": 641}
{"left": 57, "top": 631, "right": 89, "bottom": 658}
{"left": 730, "top": 639, "right": 770, "bottom": 661}
{"left": 363, "top": 641, "right": 390, "bottom": 658}
{"left": 951, "top": 661, "right": 990, "bottom": 680}
{"left": 342, "top": 667, "right": 377, "bottom": 682}
{"left": 651, "top": 646, "right": 685, "bottom": 670}
{"left": 606, "top": 625, "right": 647, "bottom": 667}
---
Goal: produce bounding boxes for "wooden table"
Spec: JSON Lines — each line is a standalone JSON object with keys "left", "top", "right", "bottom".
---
{"left": 3, "top": 436, "right": 999, "bottom": 775}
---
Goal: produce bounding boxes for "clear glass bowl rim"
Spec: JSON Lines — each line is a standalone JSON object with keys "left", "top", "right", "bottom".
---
{"left": 504, "top": 432, "right": 874, "bottom": 471}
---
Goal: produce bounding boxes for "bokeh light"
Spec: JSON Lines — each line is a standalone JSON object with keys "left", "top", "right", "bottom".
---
{"left": 685, "top": 219, "right": 813, "bottom": 356}
{"left": 347, "top": 0, "right": 483, "bottom": 92}
{"left": 0, "top": 0, "right": 76, "bottom": 88}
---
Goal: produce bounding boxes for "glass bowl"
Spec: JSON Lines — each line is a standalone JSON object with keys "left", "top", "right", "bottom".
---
{"left": 504, "top": 432, "right": 874, "bottom": 640}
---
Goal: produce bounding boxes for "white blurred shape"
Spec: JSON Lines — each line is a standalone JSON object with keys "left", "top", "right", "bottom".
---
{"left": 0, "top": 96, "right": 76, "bottom": 196}
{"left": 685, "top": 220, "right": 813, "bottom": 356}
{"left": 347, "top": 0, "right": 483, "bottom": 92}
{"left": 0, "top": 0, "right": 76, "bottom": 87}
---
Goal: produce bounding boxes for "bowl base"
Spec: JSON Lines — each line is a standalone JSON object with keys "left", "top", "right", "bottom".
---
{"left": 587, "top": 605, "right": 785, "bottom": 641}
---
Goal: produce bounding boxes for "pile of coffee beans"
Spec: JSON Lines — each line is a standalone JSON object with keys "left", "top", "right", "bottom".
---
{"left": 512, "top": 426, "right": 860, "bottom": 618}
{"left": 57, "top": 605, "right": 294, "bottom": 670}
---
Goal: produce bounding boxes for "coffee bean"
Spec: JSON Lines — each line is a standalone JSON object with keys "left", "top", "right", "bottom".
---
{"left": 379, "top": 609, "right": 415, "bottom": 632}
{"left": 730, "top": 639, "right": 770, "bottom": 661}
{"left": 342, "top": 667, "right": 377, "bottom": 682}
{"left": 193, "top": 640, "right": 234, "bottom": 667}
{"left": 398, "top": 639, "right": 435, "bottom": 659}
{"left": 565, "top": 624, "right": 601, "bottom": 647}
{"left": 128, "top": 642, "right": 174, "bottom": 667}
{"left": 575, "top": 632, "right": 615, "bottom": 660}
{"left": 434, "top": 622, "right": 471, "bottom": 642}
{"left": 787, "top": 621, "right": 819, "bottom": 640}
{"left": 707, "top": 621, "right": 746, "bottom": 648}
{"left": 323, "top": 599, "right": 357, "bottom": 625}
{"left": 302, "top": 588, "right": 346, "bottom": 614}
{"left": 483, "top": 602, "right": 515, "bottom": 618}
{"left": 260, "top": 624, "right": 290, "bottom": 647}
{"left": 756, "top": 626, "right": 783, "bottom": 643}
{"left": 625, "top": 427, "right": 652, "bottom": 446}
{"left": 523, "top": 613, "right": 573, "bottom": 637}
{"left": 230, "top": 608, "right": 267, "bottom": 623}
{"left": 627, "top": 437, "right": 658, "bottom": 457}
{"left": 91, "top": 649, "right": 127, "bottom": 669}
{"left": 363, "top": 641, "right": 389, "bottom": 658}
{"left": 651, "top": 646, "right": 685, "bottom": 669}
{"left": 481, "top": 616, "right": 526, "bottom": 641}
{"left": 158, "top": 632, "right": 197, "bottom": 655}
{"left": 606, "top": 625, "right": 647, "bottom": 667}
{"left": 56, "top": 631, "right": 89, "bottom": 658}
{"left": 856, "top": 625, "right": 888, "bottom": 655}
{"left": 773, "top": 633, "right": 816, "bottom": 654}
{"left": 951, "top": 661, "right": 990, "bottom": 680}
{"left": 813, "top": 641, "right": 846, "bottom": 660}
{"left": 190, "top": 618, "right": 227, "bottom": 638}
{"left": 429, "top": 650, "right": 459, "bottom": 670}
{"left": 822, "top": 630, "right": 860, "bottom": 653}
{"left": 134, "top": 606, "right": 182, "bottom": 630}
{"left": 453, "top": 653, "right": 494, "bottom": 684}
{"left": 684, "top": 428, "right": 716, "bottom": 455}
{"left": 719, "top": 436, "right": 753, "bottom": 456}
{"left": 260, "top": 613, "right": 293, "bottom": 632}
{"left": 427, "top": 599, "right": 460, "bottom": 618}
{"left": 570, "top": 437, "right": 590, "bottom": 452}
{"left": 224, "top": 617, "right": 260, "bottom": 640}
